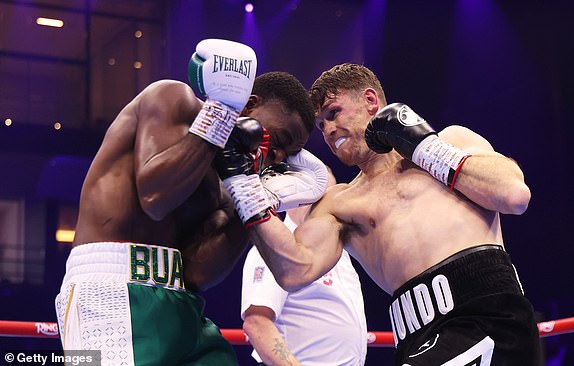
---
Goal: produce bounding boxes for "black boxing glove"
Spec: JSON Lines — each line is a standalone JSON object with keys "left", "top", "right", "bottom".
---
{"left": 215, "top": 117, "right": 264, "bottom": 180}
{"left": 365, "top": 103, "right": 471, "bottom": 189}
{"left": 365, "top": 103, "right": 436, "bottom": 158}
{"left": 215, "top": 117, "right": 274, "bottom": 227}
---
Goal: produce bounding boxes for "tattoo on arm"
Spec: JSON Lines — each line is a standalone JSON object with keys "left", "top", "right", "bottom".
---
{"left": 272, "top": 337, "right": 295, "bottom": 365}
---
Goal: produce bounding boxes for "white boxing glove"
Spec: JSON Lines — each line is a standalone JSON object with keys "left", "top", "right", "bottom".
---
{"left": 261, "top": 149, "right": 329, "bottom": 212}
{"left": 188, "top": 39, "right": 257, "bottom": 148}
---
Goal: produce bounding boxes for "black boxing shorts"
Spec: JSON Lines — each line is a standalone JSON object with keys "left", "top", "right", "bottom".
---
{"left": 389, "top": 244, "right": 541, "bottom": 366}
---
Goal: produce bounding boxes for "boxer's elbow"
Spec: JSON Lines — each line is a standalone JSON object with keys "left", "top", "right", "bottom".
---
{"left": 276, "top": 278, "right": 304, "bottom": 292}
{"left": 502, "top": 181, "right": 531, "bottom": 215}
{"left": 139, "top": 188, "right": 179, "bottom": 221}
{"left": 140, "top": 196, "right": 168, "bottom": 221}
{"left": 275, "top": 272, "right": 312, "bottom": 292}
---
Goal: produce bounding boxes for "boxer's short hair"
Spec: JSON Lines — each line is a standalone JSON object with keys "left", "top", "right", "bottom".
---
{"left": 310, "top": 63, "right": 387, "bottom": 112}
{"left": 253, "top": 72, "right": 314, "bottom": 134}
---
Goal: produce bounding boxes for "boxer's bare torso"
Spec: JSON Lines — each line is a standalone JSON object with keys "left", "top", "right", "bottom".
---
{"left": 254, "top": 123, "right": 526, "bottom": 295}
{"left": 318, "top": 147, "right": 502, "bottom": 294}
{"left": 74, "top": 80, "right": 245, "bottom": 290}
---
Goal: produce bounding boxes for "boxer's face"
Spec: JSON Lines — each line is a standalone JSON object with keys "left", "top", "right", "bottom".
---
{"left": 315, "top": 88, "right": 374, "bottom": 166}
{"left": 244, "top": 98, "right": 310, "bottom": 166}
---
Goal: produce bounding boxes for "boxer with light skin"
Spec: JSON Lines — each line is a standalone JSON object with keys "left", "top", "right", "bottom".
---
{"left": 219, "top": 63, "right": 542, "bottom": 365}
{"left": 54, "top": 39, "right": 325, "bottom": 366}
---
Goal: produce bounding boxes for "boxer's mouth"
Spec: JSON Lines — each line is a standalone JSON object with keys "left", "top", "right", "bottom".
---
{"left": 334, "top": 137, "right": 347, "bottom": 150}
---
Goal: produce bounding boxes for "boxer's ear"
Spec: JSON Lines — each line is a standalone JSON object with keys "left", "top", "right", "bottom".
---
{"left": 364, "top": 88, "right": 379, "bottom": 116}
{"left": 242, "top": 95, "right": 260, "bottom": 116}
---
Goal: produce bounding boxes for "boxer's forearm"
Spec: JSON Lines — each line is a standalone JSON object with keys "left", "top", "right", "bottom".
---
{"left": 252, "top": 214, "right": 342, "bottom": 292}
{"left": 137, "top": 134, "right": 218, "bottom": 221}
{"left": 251, "top": 216, "right": 316, "bottom": 292}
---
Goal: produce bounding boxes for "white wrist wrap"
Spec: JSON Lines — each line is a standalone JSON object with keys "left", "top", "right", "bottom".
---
{"left": 264, "top": 189, "right": 280, "bottom": 212}
{"left": 189, "top": 99, "right": 239, "bottom": 148}
{"left": 224, "top": 174, "right": 271, "bottom": 223}
{"left": 412, "top": 135, "right": 471, "bottom": 186}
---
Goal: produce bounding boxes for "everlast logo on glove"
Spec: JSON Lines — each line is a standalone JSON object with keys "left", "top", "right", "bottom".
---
{"left": 212, "top": 54, "right": 253, "bottom": 78}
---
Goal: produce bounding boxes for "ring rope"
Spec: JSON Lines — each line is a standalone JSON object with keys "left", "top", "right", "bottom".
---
{"left": 0, "top": 317, "right": 573, "bottom": 347}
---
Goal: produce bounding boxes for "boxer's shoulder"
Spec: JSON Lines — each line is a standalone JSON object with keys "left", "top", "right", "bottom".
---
{"left": 133, "top": 80, "right": 197, "bottom": 107}
{"left": 133, "top": 80, "right": 201, "bottom": 124}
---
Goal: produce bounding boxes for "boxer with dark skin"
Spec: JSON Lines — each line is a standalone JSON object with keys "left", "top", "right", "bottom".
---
{"left": 73, "top": 74, "right": 314, "bottom": 290}
{"left": 55, "top": 39, "right": 317, "bottom": 366}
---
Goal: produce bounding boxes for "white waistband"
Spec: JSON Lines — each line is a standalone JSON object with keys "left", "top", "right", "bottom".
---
{"left": 62, "top": 242, "right": 186, "bottom": 291}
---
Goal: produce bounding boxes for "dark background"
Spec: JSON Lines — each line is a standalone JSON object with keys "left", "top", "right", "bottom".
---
{"left": 1, "top": 0, "right": 573, "bottom": 364}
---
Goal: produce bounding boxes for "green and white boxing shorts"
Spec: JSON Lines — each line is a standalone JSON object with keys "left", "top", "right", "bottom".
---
{"left": 55, "top": 242, "right": 238, "bottom": 366}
